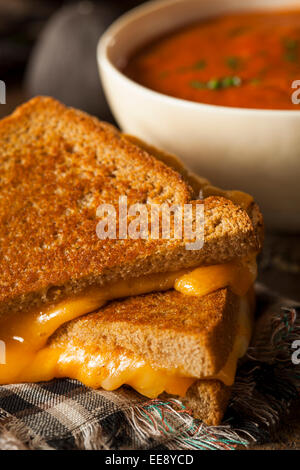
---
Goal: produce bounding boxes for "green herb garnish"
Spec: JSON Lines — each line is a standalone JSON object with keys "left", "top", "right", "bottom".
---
{"left": 192, "top": 59, "right": 207, "bottom": 70}
{"left": 226, "top": 56, "right": 241, "bottom": 70}
{"left": 285, "top": 52, "right": 297, "bottom": 62}
{"left": 250, "top": 78, "right": 261, "bottom": 85}
{"left": 284, "top": 38, "right": 298, "bottom": 50}
{"left": 177, "top": 59, "right": 207, "bottom": 73}
{"left": 189, "top": 80, "right": 206, "bottom": 89}
{"left": 283, "top": 38, "right": 299, "bottom": 62}
{"left": 207, "top": 78, "right": 221, "bottom": 90}
{"left": 190, "top": 76, "right": 242, "bottom": 90}
{"left": 221, "top": 76, "right": 241, "bottom": 87}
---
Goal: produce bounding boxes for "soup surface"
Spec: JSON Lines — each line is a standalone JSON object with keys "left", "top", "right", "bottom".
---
{"left": 124, "top": 9, "right": 300, "bottom": 110}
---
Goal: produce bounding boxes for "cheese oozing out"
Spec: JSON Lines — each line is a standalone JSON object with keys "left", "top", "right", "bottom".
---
{"left": 14, "top": 293, "right": 252, "bottom": 398}
{"left": 0, "top": 258, "right": 256, "bottom": 395}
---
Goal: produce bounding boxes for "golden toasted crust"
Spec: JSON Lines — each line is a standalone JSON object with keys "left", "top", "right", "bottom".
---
{"left": 0, "top": 97, "right": 261, "bottom": 316}
{"left": 182, "top": 379, "right": 231, "bottom": 425}
{"left": 49, "top": 288, "right": 239, "bottom": 378}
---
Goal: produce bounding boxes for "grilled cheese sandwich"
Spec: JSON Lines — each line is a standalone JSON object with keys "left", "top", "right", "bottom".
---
{"left": 0, "top": 97, "right": 263, "bottom": 425}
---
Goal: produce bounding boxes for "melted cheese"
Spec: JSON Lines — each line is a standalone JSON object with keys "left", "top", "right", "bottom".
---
{"left": 6, "top": 294, "right": 252, "bottom": 396}
{"left": 0, "top": 259, "right": 256, "bottom": 393}
{"left": 212, "top": 295, "right": 253, "bottom": 385}
{"left": 175, "top": 258, "right": 257, "bottom": 297}
{"left": 12, "top": 345, "right": 196, "bottom": 398}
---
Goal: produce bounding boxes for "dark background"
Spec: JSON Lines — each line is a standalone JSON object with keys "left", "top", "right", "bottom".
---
{"left": 0, "top": 0, "right": 143, "bottom": 119}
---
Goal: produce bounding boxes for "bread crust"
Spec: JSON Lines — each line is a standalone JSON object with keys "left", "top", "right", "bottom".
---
{"left": 181, "top": 379, "right": 231, "bottom": 425}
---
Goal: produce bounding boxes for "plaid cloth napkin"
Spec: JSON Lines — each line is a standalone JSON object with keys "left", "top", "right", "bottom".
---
{"left": 0, "top": 284, "right": 299, "bottom": 450}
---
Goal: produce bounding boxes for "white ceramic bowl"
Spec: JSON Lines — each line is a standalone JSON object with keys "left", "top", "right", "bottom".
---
{"left": 97, "top": 0, "right": 300, "bottom": 231}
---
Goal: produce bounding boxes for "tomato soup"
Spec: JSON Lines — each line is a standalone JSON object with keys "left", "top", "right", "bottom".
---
{"left": 123, "top": 9, "right": 300, "bottom": 110}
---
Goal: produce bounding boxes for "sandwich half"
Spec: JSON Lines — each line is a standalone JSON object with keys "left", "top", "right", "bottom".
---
{"left": 17, "top": 288, "right": 253, "bottom": 425}
{"left": 0, "top": 97, "right": 263, "bottom": 423}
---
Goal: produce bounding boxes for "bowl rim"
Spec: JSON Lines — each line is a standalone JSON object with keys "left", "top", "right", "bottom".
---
{"left": 97, "top": 0, "right": 300, "bottom": 116}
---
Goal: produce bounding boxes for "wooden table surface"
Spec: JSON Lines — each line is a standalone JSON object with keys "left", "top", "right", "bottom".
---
{"left": 1, "top": 87, "right": 299, "bottom": 450}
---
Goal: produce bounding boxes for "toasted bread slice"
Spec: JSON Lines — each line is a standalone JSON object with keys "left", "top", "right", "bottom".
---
{"left": 0, "top": 97, "right": 261, "bottom": 316}
{"left": 50, "top": 289, "right": 239, "bottom": 378}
